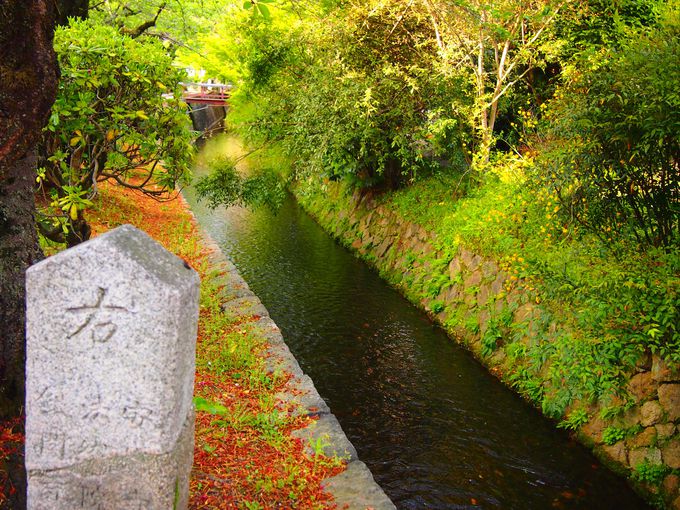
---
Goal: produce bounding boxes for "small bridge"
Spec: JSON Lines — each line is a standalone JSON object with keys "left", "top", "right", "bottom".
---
{"left": 180, "top": 82, "right": 231, "bottom": 106}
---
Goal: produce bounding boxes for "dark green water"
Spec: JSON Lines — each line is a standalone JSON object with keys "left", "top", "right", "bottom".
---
{"left": 185, "top": 136, "right": 649, "bottom": 509}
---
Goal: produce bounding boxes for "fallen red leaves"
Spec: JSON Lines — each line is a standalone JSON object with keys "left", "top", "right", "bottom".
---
{"left": 0, "top": 181, "right": 344, "bottom": 508}
{"left": 0, "top": 416, "right": 23, "bottom": 507}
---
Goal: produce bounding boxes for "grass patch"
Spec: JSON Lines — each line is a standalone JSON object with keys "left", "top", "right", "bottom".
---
{"left": 8, "top": 181, "right": 344, "bottom": 509}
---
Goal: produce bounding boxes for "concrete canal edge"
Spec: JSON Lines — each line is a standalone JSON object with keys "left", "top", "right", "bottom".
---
{"left": 188, "top": 210, "right": 396, "bottom": 510}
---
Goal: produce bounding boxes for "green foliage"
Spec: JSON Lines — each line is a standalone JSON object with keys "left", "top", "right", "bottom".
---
{"left": 195, "top": 156, "right": 285, "bottom": 210}
{"left": 557, "top": 408, "right": 590, "bottom": 430}
{"left": 243, "top": 0, "right": 275, "bottom": 20}
{"left": 308, "top": 436, "right": 330, "bottom": 457}
{"left": 632, "top": 460, "right": 670, "bottom": 486}
{"left": 217, "top": 0, "right": 471, "bottom": 189}
{"left": 431, "top": 301, "right": 445, "bottom": 314}
{"left": 555, "top": 0, "right": 660, "bottom": 51}
{"left": 91, "top": 0, "right": 227, "bottom": 44}
{"left": 537, "top": 7, "right": 680, "bottom": 247}
{"left": 41, "top": 18, "right": 193, "bottom": 245}
{"left": 193, "top": 396, "right": 229, "bottom": 416}
{"left": 481, "top": 309, "right": 512, "bottom": 357}
{"left": 601, "top": 426, "right": 626, "bottom": 445}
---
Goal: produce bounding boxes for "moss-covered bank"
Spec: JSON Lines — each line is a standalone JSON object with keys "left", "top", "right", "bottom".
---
{"left": 292, "top": 178, "right": 680, "bottom": 508}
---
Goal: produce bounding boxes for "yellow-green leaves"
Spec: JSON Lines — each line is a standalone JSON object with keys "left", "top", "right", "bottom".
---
{"left": 243, "top": 0, "right": 274, "bottom": 20}
{"left": 54, "top": 186, "right": 94, "bottom": 221}
{"left": 69, "top": 130, "right": 83, "bottom": 147}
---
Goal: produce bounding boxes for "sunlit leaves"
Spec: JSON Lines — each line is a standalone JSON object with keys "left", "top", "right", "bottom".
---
{"left": 536, "top": 5, "right": 680, "bottom": 247}
{"left": 244, "top": 0, "right": 274, "bottom": 19}
{"left": 195, "top": 156, "right": 285, "bottom": 210}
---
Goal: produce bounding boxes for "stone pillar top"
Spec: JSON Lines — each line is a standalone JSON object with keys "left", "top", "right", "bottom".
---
{"left": 26, "top": 225, "right": 199, "bottom": 472}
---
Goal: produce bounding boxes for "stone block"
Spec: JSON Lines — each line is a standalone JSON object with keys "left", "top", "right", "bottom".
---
{"left": 663, "top": 439, "right": 680, "bottom": 469}
{"left": 602, "top": 442, "right": 628, "bottom": 465}
{"left": 28, "top": 410, "right": 194, "bottom": 510}
{"left": 514, "top": 303, "right": 536, "bottom": 325}
{"left": 653, "top": 356, "right": 680, "bottom": 382}
{"left": 292, "top": 414, "right": 358, "bottom": 461}
{"left": 659, "top": 384, "right": 680, "bottom": 422}
{"left": 628, "top": 372, "right": 656, "bottom": 401}
{"left": 26, "top": 225, "right": 199, "bottom": 509}
{"left": 444, "top": 285, "right": 461, "bottom": 303}
{"left": 641, "top": 400, "right": 665, "bottom": 427}
{"left": 628, "top": 447, "right": 662, "bottom": 468}
{"left": 615, "top": 406, "right": 642, "bottom": 429}
{"left": 221, "top": 296, "right": 270, "bottom": 319}
{"left": 663, "top": 474, "right": 680, "bottom": 497}
{"left": 635, "top": 352, "right": 653, "bottom": 372}
{"left": 491, "top": 273, "right": 505, "bottom": 296}
{"left": 375, "top": 238, "right": 393, "bottom": 258}
{"left": 477, "top": 284, "right": 491, "bottom": 308}
{"left": 581, "top": 416, "right": 607, "bottom": 443}
{"left": 657, "top": 423, "right": 676, "bottom": 440}
{"left": 323, "top": 461, "right": 396, "bottom": 510}
{"left": 627, "top": 427, "right": 657, "bottom": 448}
{"left": 448, "top": 258, "right": 462, "bottom": 280}
{"left": 464, "top": 270, "right": 482, "bottom": 288}
{"left": 482, "top": 260, "right": 498, "bottom": 279}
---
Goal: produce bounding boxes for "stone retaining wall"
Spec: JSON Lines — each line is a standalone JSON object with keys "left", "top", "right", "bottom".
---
{"left": 295, "top": 185, "right": 680, "bottom": 508}
{"left": 192, "top": 216, "right": 396, "bottom": 510}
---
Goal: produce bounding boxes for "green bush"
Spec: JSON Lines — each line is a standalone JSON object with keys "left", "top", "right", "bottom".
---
{"left": 228, "top": 0, "right": 471, "bottom": 190}
{"left": 41, "top": 19, "right": 193, "bottom": 245}
{"left": 195, "top": 156, "right": 285, "bottom": 210}
{"left": 537, "top": 8, "right": 680, "bottom": 247}
{"left": 602, "top": 426, "right": 626, "bottom": 445}
{"left": 633, "top": 460, "right": 670, "bottom": 486}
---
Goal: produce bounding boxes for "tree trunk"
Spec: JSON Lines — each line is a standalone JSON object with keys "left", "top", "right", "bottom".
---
{"left": 0, "top": 0, "right": 59, "bottom": 416}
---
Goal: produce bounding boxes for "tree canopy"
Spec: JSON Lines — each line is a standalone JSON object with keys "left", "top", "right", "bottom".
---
{"left": 178, "top": 0, "right": 677, "bottom": 247}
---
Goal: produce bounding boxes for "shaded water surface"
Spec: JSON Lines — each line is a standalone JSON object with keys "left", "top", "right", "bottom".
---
{"left": 185, "top": 136, "right": 648, "bottom": 509}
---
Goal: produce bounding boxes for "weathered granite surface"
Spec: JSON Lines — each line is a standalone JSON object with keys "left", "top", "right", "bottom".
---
{"left": 195, "top": 218, "right": 396, "bottom": 510}
{"left": 26, "top": 225, "right": 199, "bottom": 509}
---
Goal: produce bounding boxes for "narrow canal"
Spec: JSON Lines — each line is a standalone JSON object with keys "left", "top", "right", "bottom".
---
{"left": 184, "top": 136, "right": 649, "bottom": 509}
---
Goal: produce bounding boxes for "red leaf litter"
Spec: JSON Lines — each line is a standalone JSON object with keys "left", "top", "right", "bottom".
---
{"left": 1, "top": 181, "right": 345, "bottom": 508}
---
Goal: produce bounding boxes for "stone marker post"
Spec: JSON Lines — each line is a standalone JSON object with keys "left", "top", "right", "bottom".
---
{"left": 25, "top": 225, "right": 199, "bottom": 509}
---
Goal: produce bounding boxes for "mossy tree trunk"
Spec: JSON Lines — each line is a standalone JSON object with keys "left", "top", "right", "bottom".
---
{"left": 0, "top": 0, "right": 70, "bottom": 505}
{"left": 0, "top": 0, "right": 60, "bottom": 419}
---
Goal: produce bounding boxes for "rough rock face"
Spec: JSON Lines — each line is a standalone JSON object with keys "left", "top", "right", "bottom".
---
{"left": 296, "top": 184, "right": 680, "bottom": 507}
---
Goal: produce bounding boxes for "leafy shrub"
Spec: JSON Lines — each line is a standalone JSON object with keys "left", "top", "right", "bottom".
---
{"left": 41, "top": 19, "right": 194, "bottom": 246}
{"left": 633, "top": 460, "right": 670, "bottom": 486}
{"left": 537, "top": 8, "right": 680, "bottom": 247}
{"left": 230, "top": 0, "right": 471, "bottom": 190}
{"left": 195, "top": 156, "right": 285, "bottom": 210}
{"left": 431, "top": 301, "right": 445, "bottom": 314}
{"left": 557, "top": 408, "right": 590, "bottom": 430}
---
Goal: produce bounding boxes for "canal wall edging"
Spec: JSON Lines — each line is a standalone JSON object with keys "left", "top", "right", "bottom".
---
{"left": 188, "top": 210, "right": 396, "bottom": 510}
{"left": 293, "top": 182, "right": 680, "bottom": 509}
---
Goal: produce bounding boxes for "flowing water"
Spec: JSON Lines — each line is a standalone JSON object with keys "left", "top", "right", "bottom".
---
{"left": 184, "top": 135, "right": 649, "bottom": 509}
